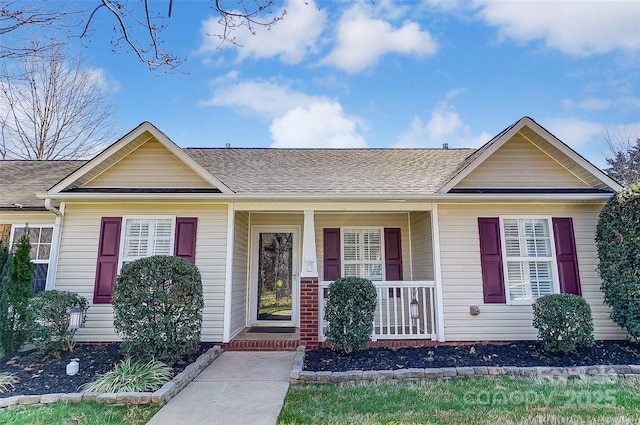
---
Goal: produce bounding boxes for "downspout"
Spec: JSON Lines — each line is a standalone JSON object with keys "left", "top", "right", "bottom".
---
{"left": 44, "top": 198, "right": 64, "bottom": 291}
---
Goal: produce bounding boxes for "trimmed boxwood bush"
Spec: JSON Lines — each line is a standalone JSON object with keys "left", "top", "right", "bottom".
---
{"left": 595, "top": 184, "right": 640, "bottom": 339}
{"left": 112, "top": 255, "right": 203, "bottom": 364}
{"left": 324, "top": 277, "right": 377, "bottom": 353}
{"left": 532, "top": 294, "right": 594, "bottom": 353}
{"left": 29, "top": 290, "right": 89, "bottom": 353}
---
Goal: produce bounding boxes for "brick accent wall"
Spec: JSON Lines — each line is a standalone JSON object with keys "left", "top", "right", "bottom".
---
{"left": 300, "top": 278, "right": 320, "bottom": 348}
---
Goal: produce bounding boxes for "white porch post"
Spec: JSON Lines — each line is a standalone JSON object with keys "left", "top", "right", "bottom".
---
{"left": 222, "top": 203, "right": 235, "bottom": 343}
{"left": 300, "top": 210, "right": 318, "bottom": 278}
{"left": 45, "top": 201, "right": 64, "bottom": 290}
{"left": 431, "top": 204, "right": 446, "bottom": 342}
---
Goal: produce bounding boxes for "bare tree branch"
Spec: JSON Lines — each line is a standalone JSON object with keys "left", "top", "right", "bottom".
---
{"left": 2, "top": 1, "right": 290, "bottom": 72}
{"left": 0, "top": 45, "right": 119, "bottom": 160}
{"left": 603, "top": 129, "right": 640, "bottom": 187}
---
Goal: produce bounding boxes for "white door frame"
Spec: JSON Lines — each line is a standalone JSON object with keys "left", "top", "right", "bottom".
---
{"left": 249, "top": 225, "right": 300, "bottom": 326}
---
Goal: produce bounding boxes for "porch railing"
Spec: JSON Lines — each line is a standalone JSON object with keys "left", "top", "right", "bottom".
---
{"left": 319, "top": 281, "right": 437, "bottom": 340}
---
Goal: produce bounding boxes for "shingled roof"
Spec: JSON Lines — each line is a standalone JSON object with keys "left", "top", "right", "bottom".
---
{"left": 0, "top": 160, "right": 86, "bottom": 209}
{"left": 185, "top": 148, "right": 476, "bottom": 195}
{"left": 0, "top": 147, "right": 476, "bottom": 204}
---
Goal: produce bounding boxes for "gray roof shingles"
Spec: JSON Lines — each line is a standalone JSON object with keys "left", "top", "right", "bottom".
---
{"left": 0, "top": 160, "right": 86, "bottom": 209}
{"left": 185, "top": 148, "right": 475, "bottom": 195}
{"left": 0, "top": 148, "right": 476, "bottom": 207}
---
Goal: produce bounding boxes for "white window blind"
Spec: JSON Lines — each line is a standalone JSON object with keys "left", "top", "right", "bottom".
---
{"left": 122, "top": 218, "right": 173, "bottom": 263}
{"left": 502, "top": 218, "right": 555, "bottom": 302}
{"left": 342, "top": 228, "right": 383, "bottom": 281}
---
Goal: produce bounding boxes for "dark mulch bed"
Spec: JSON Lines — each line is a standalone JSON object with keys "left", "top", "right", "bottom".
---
{"left": 0, "top": 342, "right": 215, "bottom": 398}
{"left": 304, "top": 341, "right": 640, "bottom": 372}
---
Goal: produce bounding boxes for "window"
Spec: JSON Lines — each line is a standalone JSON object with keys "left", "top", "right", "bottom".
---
{"left": 120, "top": 217, "right": 175, "bottom": 268}
{"left": 11, "top": 225, "right": 53, "bottom": 293}
{"left": 501, "top": 217, "right": 557, "bottom": 303}
{"left": 341, "top": 228, "right": 384, "bottom": 281}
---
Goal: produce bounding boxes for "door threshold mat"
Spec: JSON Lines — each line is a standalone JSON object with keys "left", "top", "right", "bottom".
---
{"left": 247, "top": 326, "right": 297, "bottom": 334}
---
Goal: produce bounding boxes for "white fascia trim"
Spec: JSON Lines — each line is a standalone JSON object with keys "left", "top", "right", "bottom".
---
{"left": 439, "top": 118, "right": 526, "bottom": 193}
{"left": 47, "top": 122, "right": 233, "bottom": 195}
{"left": 223, "top": 203, "right": 235, "bottom": 343}
{"left": 431, "top": 204, "right": 446, "bottom": 342}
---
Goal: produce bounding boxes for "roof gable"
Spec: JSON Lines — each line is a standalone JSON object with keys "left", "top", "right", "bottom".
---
{"left": 47, "top": 122, "right": 232, "bottom": 195}
{"left": 440, "top": 117, "right": 622, "bottom": 194}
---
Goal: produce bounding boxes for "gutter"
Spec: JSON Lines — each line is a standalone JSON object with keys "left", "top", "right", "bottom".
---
{"left": 44, "top": 198, "right": 63, "bottom": 290}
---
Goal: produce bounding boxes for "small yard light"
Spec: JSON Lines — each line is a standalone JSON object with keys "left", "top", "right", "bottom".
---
{"left": 69, "top": 307, "right": 84, "bottom": 331}
{"left": 410, "top": 290, "right": 420, "bottom": 320}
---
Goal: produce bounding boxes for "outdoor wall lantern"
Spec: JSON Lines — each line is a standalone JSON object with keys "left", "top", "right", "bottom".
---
{"left": 68, "top": 307, "right": 84, "bottom": 330}
{"left": 410, "top": 290, "right": 420, "bottom": 320}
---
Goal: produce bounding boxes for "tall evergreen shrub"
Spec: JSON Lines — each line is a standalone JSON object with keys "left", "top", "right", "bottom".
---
{"left": 0, "top": 239, "right": 13, "bottom": 354}
{"left": 5, "top": 229, "right": 34, "bottom": 353}
{"left": 596, "top": 184, "right": 640, "bottom": 339}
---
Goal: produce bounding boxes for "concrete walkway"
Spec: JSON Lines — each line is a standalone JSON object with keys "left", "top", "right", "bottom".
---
{"left": 147, "top": 351, "right": 296, "bottom": 425}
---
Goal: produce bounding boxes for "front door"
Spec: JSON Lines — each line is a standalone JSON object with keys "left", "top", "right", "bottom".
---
{"left": 250, "top": 226, "right": 299, "bottom": 326}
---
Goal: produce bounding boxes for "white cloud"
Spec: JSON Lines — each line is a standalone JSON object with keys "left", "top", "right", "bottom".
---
{"left": 200, "top": 77, "right": 325, "bottom": 118}
{"left": 545, "top": 118, "right": 604, "bottom": 149}
{"left": 199, "top": 0, "right": 326, "bottom": 64}
{"left": 86, "top": 67, "right": 121, "bottom": 93}
{"left": 395, "top": 103, "right": 490, "bottom": 148}
{"left": 474, "top": 0, "right": 640, "bottom": 55}
{"left": 562, "top": 97, "right": 612, "bottom": 112}
{"left": 322, "top": 4, "right": 437, "bottom": 73}
{"left": 270, "top": 102, "right": 367, "bottom": 148}
{"left": 200, "top": 76, "right": 366, "bottom": 148}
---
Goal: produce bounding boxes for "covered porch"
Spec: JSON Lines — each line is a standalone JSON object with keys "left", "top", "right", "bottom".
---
{"left": 222, "top": 202, "right": 445, "bottom": 348}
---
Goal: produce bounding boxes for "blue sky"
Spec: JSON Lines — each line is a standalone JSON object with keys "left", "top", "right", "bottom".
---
{"left": 73, "top": 0, "right": 640, "bottom": 168}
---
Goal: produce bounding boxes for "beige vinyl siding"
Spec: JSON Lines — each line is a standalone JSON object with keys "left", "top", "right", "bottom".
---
{"left": 315, "top": 213, "right": 411, "bottom": 281}
{"left": 455, "top": 135, "right": 590, "bottom": 189}
{"left": 55, "top": 202, "right": 228, "bottom": 342}
{"left": 0, "top": 212, "right": 56, "bottom": 227}
{"left": 83, "top": 140, "right": 212, "bottom": 188}
{"left": 249, "top": 213, "right": 304, "bottom": 227}
{"left": 409, "top": 211, "right": 434, "bottom": 281}
{"left": 230, "top": 211, "right": 249, "bottom": 337}
{"left": 437, "top": 202, "right": 625, "bottom": 341}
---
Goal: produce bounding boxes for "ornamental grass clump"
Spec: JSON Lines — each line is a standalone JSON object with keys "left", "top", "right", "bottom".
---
{"left": 324, "top": 277, "right": 377, "bottom": 353}
{"left": 81, "top": 358, "right": 171, "bottom": 393}
{"left": 112, "top": 255, "right": 203, "bottom": 364}
{"left": 0, "top": 372, "right": 18, "bottom": 393}
{"left": 532, "top": 294, "right": 594, "bottom": 353}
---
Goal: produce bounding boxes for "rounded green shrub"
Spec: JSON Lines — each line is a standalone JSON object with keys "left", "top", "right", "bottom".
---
{"left": 532, "top": 294, "right": 594, "bottom": 352}
{"left": 324, "top": 277, "right": 377, "bottom": 353}
{"left": 112, "top": 255, "right": 203, "bottom": 364}
{"left": 595, "top": 184, "right": 640, "bottom": 339}
{"left": 29, "top": 290, "right": 89, "bottom": 352}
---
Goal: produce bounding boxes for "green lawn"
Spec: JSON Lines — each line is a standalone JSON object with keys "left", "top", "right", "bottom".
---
{"left": 0, "top": 402, "right": 159, "bottom": 425}
{"left": 278, "top": 377, "right": 640, "bottom": 425}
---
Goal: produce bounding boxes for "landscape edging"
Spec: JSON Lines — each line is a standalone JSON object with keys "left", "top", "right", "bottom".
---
{"left": 0, "top": 345, "right": 223, "bottom": 409}
{"left": 289, "top": 345, "right": 640, "bottom": 385}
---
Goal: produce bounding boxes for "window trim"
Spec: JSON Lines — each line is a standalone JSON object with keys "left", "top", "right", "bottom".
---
{"left": 9, "top": 224, "right": 54, "bottom": 265}
{"left": 118, "top": 215, "right": 176, "bottom": 272}
{"left": 340, "top": 226, "right": 385, "bottom": 281}
{"left": 499, "top": 216, "right": 560, "bottom": 305}
{"left": 10, "top": 224, "right": 55, "bottom": 294}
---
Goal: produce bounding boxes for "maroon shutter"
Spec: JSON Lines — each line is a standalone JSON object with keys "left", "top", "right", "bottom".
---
{"left": 323, "top": 228, "right": 341, "bottom": 281}
{"left": 478, "top": 217, "right": 506, "bottom": 303}
{"left": 384, "top": 228, "right": 403, "bottom": 281}
{"left": 175, "top": 217, "right": 198, "bottom": 264}
{"left": 552, "top": 217, "right": 582, "bottom": 296}
{"left": 93, "top": 217, "right": 122, "bottom": 304}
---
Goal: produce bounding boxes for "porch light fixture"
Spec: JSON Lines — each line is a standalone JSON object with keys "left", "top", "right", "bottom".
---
{"left": 68, "top": 307, "right": 84, "bottom": 331}
{"left": 410, "top": 290, "right": 420, "bottom": 320}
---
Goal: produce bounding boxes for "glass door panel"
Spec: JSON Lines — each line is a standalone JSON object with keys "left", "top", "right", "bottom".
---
{"left": 257, "top": 232, "right": 293, "bottom": 321}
